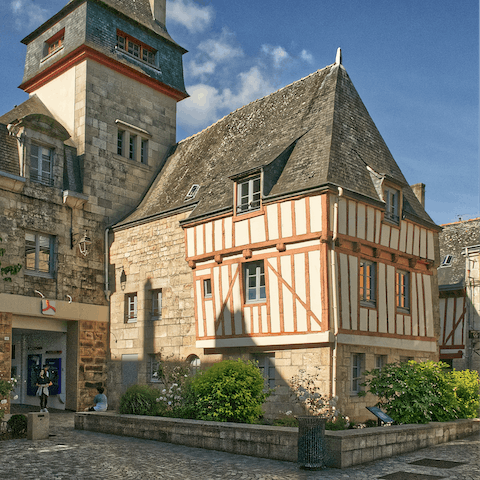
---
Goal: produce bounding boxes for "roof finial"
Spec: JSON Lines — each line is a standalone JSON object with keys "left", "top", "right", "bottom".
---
{"left": 335, "top": 47, "right": 342, "bottom": 66}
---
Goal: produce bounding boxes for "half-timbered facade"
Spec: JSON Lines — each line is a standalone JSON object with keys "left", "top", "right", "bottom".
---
{"left": 111, "top": 52, "right": 441, "bottom": 420}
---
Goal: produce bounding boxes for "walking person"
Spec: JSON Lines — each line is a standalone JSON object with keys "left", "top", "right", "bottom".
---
{"left": 36, "top": 365, "right": 52, "bottom": 413}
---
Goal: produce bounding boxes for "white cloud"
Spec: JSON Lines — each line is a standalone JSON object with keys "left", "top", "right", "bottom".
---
{"left": 167, "top": 0, "right": 214, "bottom": 33}
{"left": 188, "top": 60, "right": 216, "bottom": 78}
{"left": 178, "top": 66, "right": 274, "bottom": 131}
{"left": 261, "top": 44, "right": 290, "bottom": 68}
{"left": 197, "top": 28, "right": 244, "bottom": 62}
{"left": 300, "top": 49, "right": 314, "bottom": 64}
{"left": 10, "top": 0, "right": 49, "bottom": 29}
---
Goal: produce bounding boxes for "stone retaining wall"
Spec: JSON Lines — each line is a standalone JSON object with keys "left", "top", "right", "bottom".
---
{"left": 74, "top": 413, "right": 480, "bottom": 469}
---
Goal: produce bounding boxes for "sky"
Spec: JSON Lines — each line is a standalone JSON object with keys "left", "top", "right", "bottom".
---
{"left": 0, "top": 0, "right": 478, "bottom": 226}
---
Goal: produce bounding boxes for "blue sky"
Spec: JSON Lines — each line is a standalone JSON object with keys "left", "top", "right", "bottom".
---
{"left": 0, "top": 0, "right": 478, "bottom": 225}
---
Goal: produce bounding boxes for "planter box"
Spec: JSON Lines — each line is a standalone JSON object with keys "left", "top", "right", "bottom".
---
{"left": 74, "top": 413, "right": 480, "bottom": 469}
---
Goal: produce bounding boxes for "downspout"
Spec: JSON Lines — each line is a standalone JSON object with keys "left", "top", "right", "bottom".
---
{"left": 104, "top": 227, "right": 111, "bottom": 300}
{"left": 330, "top": 186, "right": 343, "bottom": 399}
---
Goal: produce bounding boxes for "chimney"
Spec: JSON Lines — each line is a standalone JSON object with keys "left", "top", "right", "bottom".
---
{"left": 149, "top": 0, "right": 166, "bottom": 26}
{"left": 411, "top": 183, "right": 426, "bottom": 208}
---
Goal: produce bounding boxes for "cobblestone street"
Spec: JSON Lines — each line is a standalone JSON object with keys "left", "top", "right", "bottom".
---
{"left": 1, "top": 409, "right": 479, "bottom": 480}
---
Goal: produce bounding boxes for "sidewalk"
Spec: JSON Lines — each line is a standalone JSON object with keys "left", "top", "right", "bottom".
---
{"left": 2, "top": 406, "right": 479, "bottom": 479}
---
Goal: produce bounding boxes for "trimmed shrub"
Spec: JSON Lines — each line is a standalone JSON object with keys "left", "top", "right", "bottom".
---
{"left": 187, "top": 359, "right": 270, "bottom": 423}
{"left": 119, "top": 385, "right": 161, "bottom": 416}
{"left": 360, "top": 361, "right": 479, "bottom": 424}
{"left": 7, "top": 414, "right": 27, "bottom": 436}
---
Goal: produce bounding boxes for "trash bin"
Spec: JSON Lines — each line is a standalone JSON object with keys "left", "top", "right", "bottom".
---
{"left": 27, "top": 412, "right": 49, "bottom": 440}
{"left": 297, "top": 416, "right": 326, "bottom": 470}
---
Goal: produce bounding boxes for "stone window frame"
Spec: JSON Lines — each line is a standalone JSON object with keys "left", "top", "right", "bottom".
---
{"left": 30, "top": 142, "right": 54, "bottom": 187}
{"left": 350, "top": 353, "right": 365, "bottom": 395}
{"left": 243, "top": 260, "right": 267, "bottom": 304}
{"left": 253, "top": 353, "right": 276, "bottom": 390}
{"left": 25, "top": 231, "right": 55, "bottom": 278}
{"left": 115, "top": 120, "right": 151, "bottom": 165}
{"left": 359, "top": 259, "right": 376, "bottom": 307}
{"left": 125, "top": 293, "right": 138, "bottom": 323}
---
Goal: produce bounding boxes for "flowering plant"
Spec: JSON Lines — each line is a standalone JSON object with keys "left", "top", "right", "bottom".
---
{"left": 289, "top": 368, "right": 337, "bottom": 418}
{"left": 0, "top": 377, "right": 18, "bottom": 419}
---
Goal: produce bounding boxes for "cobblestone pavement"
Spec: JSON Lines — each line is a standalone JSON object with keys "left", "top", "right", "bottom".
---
{"left": 1, "top": 408, "right": 479, "bottom": 480}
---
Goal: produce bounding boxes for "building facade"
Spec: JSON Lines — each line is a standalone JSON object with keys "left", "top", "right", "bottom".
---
{"left": 0, "top": 0, "right": 186, "bottom": 413}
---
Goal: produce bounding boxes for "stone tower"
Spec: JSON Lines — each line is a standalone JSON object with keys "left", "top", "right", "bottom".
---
{"left": 19, "top": 0, "right": 188, "bottom": 224}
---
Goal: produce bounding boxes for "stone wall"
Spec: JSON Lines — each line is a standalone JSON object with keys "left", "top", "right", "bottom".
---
{"left": 75, "top": 413, "right": 480, "bottom": 468}
{"left": 0, "top": 313, "right": 12, "bottom": 416}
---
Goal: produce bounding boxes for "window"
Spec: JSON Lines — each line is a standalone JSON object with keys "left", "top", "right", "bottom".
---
{"left": 359, "top": 260, "right": 376, "bottom": 306}
{"left": 117, "top": 130, "right": 124, "bottom": 156}
{"left": 125, "top": 293, "right": 138, "bottom": 323}
{"left": 254, "top": 354, "right": 275, "bottom": 389}
{"left": 116, "top": 32, "right": 156, "bottom": 66}
{"left": 25, "top": 233, "right": 54, "bottom": 276}
{"left": 129, "top": 134, "right": 136, "bottom": 161}
{"left": 150, "top": 289, "right": 162, "bottom": 319}
{"left": 400, "top": 356, "right": 414, "bottom": 363}
{"left": 396, "top": 270, "right": 410, "bottom": 311}
{"left": 203, "top": 278, "right": 212, "bottom": 298}
{"left": 45, "top": 29, "right": 65, "bottom": 57}
{"left": 375, "top": 355, "right": 387, "bottom": 370}
{"left": 440, "top": 255, "right": 453, "bottom": 267}
{"left": 185, "top": 184, "right": 200, "bottom": 201}
{"left": 244, "top": 261, "right": 266, "bottom": 302}
{"left": 237, "top": 175, "right": 261, "bottom": 214}
{"left": 140, "top": 139, "right": 148, "bottom": 164}
{"left": 31, "top": 144, "right": 53, "bottom": 186}
{"left": 384, "top": 186, "right": 400, "bottom": 224}
{"left": 149, "top": 355, "right": 160, "bottom": 382}
{"left": 351, "top": 353, "right": 364, "bottom": 395}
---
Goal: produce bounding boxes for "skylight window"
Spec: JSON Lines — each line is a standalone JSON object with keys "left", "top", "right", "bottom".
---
{"left": 441, "top": 255, "right": 453, "bottom": 267}
{"left": 185, "top": 184, "right": 200, "bottom": 201}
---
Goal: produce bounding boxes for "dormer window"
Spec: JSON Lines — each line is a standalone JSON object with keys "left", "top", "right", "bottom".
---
{"left": 116, "top": 31, "right": 156, "bottom": 66}
{"left": 384, "top": 186, "right": 400, "bottom": 225}
{"left": 44, "top": 29, "right": 65, "bottom": 57}
{"left": 31, "top": 143, "right": 53, "bottom": 186}
{"left": 237, "top": 175, "right": 261, "bottom": 214}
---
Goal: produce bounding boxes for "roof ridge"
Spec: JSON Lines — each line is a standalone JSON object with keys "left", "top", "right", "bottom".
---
{"left": 177, "top": 63, "right": 337, "bottom": 146}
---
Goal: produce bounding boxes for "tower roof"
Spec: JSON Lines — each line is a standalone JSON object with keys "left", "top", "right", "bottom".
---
{"left": 116, "top": 61, "right": 437, "bottom": 230}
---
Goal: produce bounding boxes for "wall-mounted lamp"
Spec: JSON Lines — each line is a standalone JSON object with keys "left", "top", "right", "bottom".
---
{"left": 120, "top": 268, "right": 127, "bottom": 290}
{"left": 71, "top": 230, "right": 92, "bottom": 256}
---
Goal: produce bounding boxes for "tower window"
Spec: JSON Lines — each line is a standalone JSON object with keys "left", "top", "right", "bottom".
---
{"left": 116, "top": 31, "right": 156, "bottom": 66}
{"left": 44, "top": 28, "right": 65, "bottom": 57}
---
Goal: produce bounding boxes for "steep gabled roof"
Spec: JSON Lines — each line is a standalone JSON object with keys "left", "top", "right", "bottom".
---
{"left": 116, "top": 62, "right": 436, "bottom": 229}
{"left": 0, "top": 95, "right": 55, "bottom": 125}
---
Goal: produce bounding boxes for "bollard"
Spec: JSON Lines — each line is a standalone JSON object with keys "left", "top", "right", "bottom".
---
{"left": 27, "top": 412, "right": 50, "bottom": 440}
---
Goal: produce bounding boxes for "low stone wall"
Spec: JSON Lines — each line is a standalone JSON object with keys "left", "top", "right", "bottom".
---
{"left": 74, "top": 413, "right": 479, "bottom": 469}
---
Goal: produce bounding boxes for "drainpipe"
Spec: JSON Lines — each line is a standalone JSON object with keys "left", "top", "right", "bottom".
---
{"left": 330, "top": 187, "right": 343, "bottom": 399}
{"left": 104, "top": 227, "right": 111, "bottom": 300}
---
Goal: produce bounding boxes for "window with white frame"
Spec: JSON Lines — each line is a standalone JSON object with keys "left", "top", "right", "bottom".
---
{"left": 236, "top": 175, "right": 261, "bottom": 214}
{"left": 117, "top": 130, "right": 124, "bottom": 156}
{"left": 244, "top": 260, "right": 266, "bottom": 303}
{"left": 125, "top": 293, "right": 138, "bottom": 323}
{"left": 203, "top": 278, "right": 212, "bottom": 298}
{"left": 150, "top": 289, "right": 162, "bottom": 319}
{"left": 359, "top": 259, "right": 376, "bottom": 306}
{"left": 25, "top": 232, "right": 54, "bottom": 276}
{"left": 116, "top": 31, "right": 156, "bottom": 66}
{"left": 116, "top": 127, "right": 149, "bottom": 165}
{"left": 375, "top": 355, "right": 387, "bottom": 370}
{"left": 396, "top": 270, "right": 410, "bottom": 311}
{"left": 31, "top": 144, "right": 54, "bottom": 186}
{"left": 440, "top": 255, "right": 453, "bottom": 267}
{"left": 351, "top": 353, "right": 364, "bottom": 395}
{"left": 384, "top": 186, "right": 400, "bottom": 224}
{"left": 253, "top": 353, "right": 275, "bottom": 389}
{"left": 140, "top": 138, "right": 148, "bottom": 164}
{"left": 129, "top": 134, "right": 137, "bottom": 161}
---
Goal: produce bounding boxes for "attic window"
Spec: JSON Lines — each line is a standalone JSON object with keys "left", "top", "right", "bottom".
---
{"left": 441, "top": 255, "right": 453, "bottom": 267}
{"left": 116, "top": 30, "right": 156, "bottom": 66}
{"left": 44, "top": 28, "right": 65, "bottom": 57}
{"left": 185, "top": 184, "right": 200, "bottom": 201}
{"left": 236, "top": 175, "right": 261, "bottom": 214}
{"left": 384, "top": 186, "right": 400, "bottom": 225}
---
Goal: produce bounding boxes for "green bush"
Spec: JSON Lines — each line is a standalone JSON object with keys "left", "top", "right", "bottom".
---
{"left": 7, "top": 414, "right": 27, "bottom": 436}
{"left": 450, "top": 369, "right": 480, "bottom": 418}
{"left": 119, "top": 385, "right": 161, "bottom": 416}
{"left": 187, "top": 359, "right": 270, "bottom": 423}
{"left": 360, "top": 361, "right": 479, "bottom": 424}
{"left": 273, "top": 416, "right": 299, "bottom": 427}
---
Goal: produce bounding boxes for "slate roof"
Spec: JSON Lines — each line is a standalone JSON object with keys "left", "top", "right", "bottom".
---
{"left": 0, "top": 124, "right": 21, "bottom": 177}
{"left": 0, "top": 95, "right": 55, "bottom": 125}
{"left": 115, "top": 62, "right": 438, "bottom": 230}
{"left": 438, "top": 218, "right": 480, "bottom": 287}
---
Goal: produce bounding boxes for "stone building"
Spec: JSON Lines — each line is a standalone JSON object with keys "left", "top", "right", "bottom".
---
{"left": 0, "top": 0, "right": 187, "bottom": 413}
{"left": 438, "top": 218, "right": 480, "bottom": 373}
{"left": 109, "top": 51, "right": 442, "bottom": 420}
